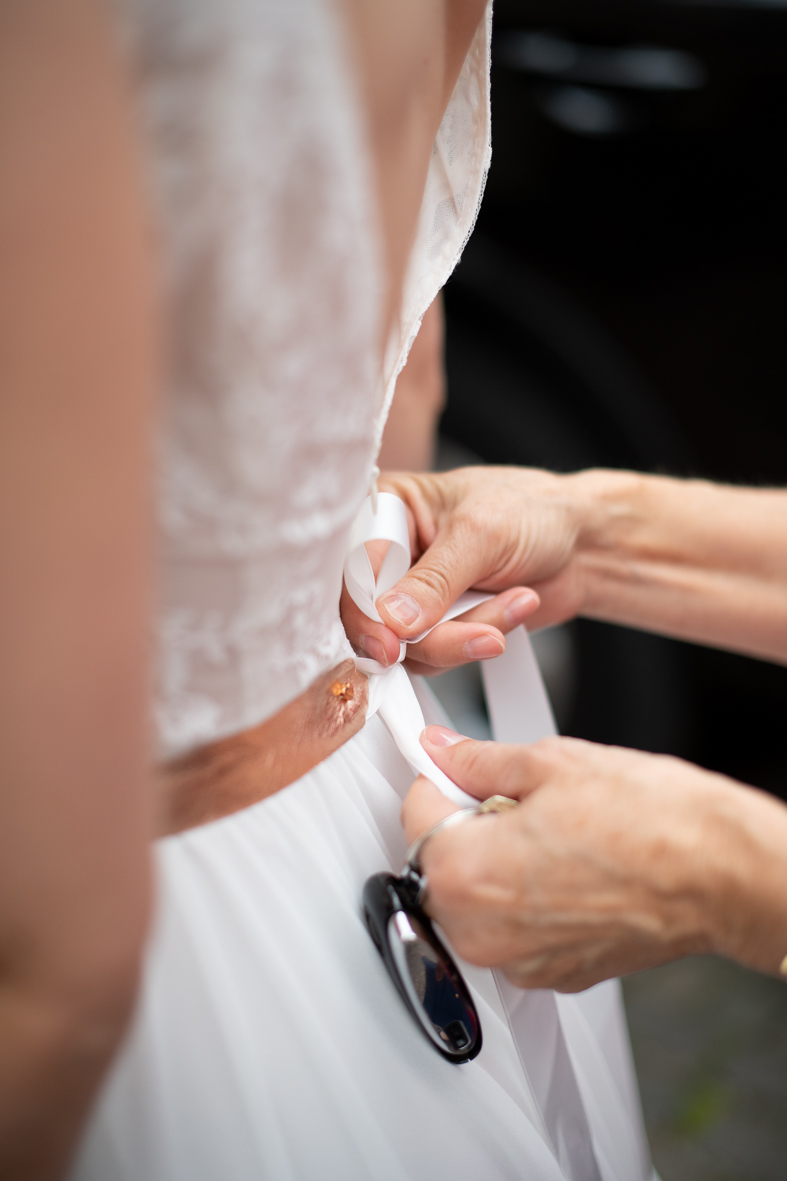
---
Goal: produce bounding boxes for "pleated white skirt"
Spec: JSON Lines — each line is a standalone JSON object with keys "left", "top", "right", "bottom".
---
{"left": 71, "top": 714, "right": 651, "bottom": 1181}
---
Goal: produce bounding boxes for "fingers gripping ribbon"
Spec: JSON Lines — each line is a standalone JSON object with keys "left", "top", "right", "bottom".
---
{"left": 343, "top": 493, "right": 557, "bottom": 806}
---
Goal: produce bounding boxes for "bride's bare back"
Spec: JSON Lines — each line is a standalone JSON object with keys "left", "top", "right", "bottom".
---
{"left": 343, "top": 0, "right": 487, "bottom": 342}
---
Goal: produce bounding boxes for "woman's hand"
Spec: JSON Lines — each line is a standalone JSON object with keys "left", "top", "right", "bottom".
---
{"left": 342, "top": 466, "right": 589, "bottom": 672}
{"left": 342, "top": 465, "right": 787, "bottom": 672}
{"left": 402, "top": 727, "right": 787, "bottom": 991}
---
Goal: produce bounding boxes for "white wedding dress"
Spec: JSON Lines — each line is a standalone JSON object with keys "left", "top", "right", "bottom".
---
{"left": 72, "top": 1, "right": 655, "bottom": 1178}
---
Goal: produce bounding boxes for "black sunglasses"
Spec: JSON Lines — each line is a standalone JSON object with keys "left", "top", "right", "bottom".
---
{"left": 363, "top": 797, "right": 517, "bottom": 1062}
{"left": 363, "top": 868, "right": 482, "bottom": 1063}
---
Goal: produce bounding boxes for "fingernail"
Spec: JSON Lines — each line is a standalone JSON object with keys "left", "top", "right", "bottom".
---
{"left": 422, "top": 725, "right": 468, "bottom": 748}
{"left": 464, "top": 633, "right": 505, "bottom": 660}
{"left": 504, "top": 589, "right": 539, "bottom": 628}
{"left": 379, "top": 592, "right": 421, "bottom": 627}
{"left": 359, "top": 635, "right": 388, "bottom": 667}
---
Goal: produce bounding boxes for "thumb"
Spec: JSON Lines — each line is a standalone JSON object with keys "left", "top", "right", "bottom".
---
{"left": 401, "top": 775, "right": 461, "bottom": 847}
{"left": 376, "top": 515, "right": 497, "bottom": 639}
{"left": 420, "top": 725, "right": 552, "bottom": 801}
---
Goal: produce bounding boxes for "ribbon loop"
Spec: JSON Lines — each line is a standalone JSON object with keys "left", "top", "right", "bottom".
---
{"left": 344, "top": 492, "right": 500, "bottom": 675}
{"left": 344, "top": 492, "right": 411, "bottom": 625}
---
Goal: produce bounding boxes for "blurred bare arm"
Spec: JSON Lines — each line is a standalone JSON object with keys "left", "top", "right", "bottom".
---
{"left": 0, "top": 2, "right": 157, "bottom": 1177}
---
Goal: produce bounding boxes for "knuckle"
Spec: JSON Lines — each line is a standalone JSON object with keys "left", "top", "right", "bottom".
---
{"left": 454, "top": 739, "right": 500, "bottom": 792}
{"left": 411, "top": 629, "right": 454, "bottom": 669}
{"left": 496, "top": 749, "right": 529, "bottom": 796}
{"left": 408, "top": 564, "right": 454, "bottom": 607}
{"left": 528, "top": 735, "right": 579, "bottom": 777}
{"left": 533, "top": 734, "right": 564, "bottom": 757}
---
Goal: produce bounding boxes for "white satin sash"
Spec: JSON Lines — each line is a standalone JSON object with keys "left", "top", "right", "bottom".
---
{"left": 344, "top": 493, "right": 649, "bottom": 1181}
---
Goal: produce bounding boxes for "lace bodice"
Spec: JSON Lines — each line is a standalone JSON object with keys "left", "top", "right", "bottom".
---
{"left": 123, "top": 0, "right": 491, "bottom": 757}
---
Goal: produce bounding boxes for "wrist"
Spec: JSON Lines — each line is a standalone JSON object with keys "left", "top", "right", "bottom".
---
{"left": 696, "top": 778, "right": 787, "bottom": 975}
{"left": 566, "top": 468, "right": 651, "bottom": 616}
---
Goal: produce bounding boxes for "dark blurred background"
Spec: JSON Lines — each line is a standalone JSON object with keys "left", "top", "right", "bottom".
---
{"left": 442, "top": 0, "right": 787, "bottom": 794}
{"left": 437, "top": 3, "right": 787, "bottom": 1175}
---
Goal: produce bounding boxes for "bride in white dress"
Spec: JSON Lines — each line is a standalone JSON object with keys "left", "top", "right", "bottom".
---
{"left": 72, "top": 1, "right": 655, "bottom": 1178}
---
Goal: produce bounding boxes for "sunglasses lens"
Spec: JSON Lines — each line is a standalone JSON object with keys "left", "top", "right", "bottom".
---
{"left": 387, "top": 909, "right": 479, "bottom": 1058}
{"left": 363, "top": 873, "right": 482, "bottom": 1062}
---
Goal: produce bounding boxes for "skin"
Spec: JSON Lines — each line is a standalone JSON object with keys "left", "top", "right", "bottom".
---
{"left": 340, "top": 466, "right": 787, "bottom": 988}
{"left": 377, "top": 295, "right": 447, "bottom": 473}
{"left": 404, "top": 731, "right": 787, "bottom": 991}
{"left": 345, "top": 466, "right": 787, "bottom": 665}
{"left": 341, "top": 468, "right": 549, "bottom": 672}
{"left": 341, "top": 1, "right": 488, "bottom": 348}
{"left": 0, "top": 2, "right": 157, "bottom": 1177}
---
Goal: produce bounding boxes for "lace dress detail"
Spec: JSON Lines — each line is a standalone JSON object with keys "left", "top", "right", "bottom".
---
{"left": 126, "top": 0, "right": 491, "bottom": 758}
{"left": 128, "top": 0, "right": 380, "bottom": 756}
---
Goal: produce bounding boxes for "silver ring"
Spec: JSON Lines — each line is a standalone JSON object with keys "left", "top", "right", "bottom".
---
{"left": 405, "top": 808, "right": 478, "bottom": 875}
{"left": 403, "top": 795, "right": 518, "bottom": 905}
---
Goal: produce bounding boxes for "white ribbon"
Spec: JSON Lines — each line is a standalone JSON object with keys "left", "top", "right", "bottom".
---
{"left": 343, "top": 493, "right": 650, "bottom": 1181}
{"left": 343, "top": 492, "right": 556, "bottom": 804}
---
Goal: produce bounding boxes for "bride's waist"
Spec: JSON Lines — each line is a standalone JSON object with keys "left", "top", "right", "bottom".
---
{"left": 156, "top": 659, "right": 369, "bottom": 837}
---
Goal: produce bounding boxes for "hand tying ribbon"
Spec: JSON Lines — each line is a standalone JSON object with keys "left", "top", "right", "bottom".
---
{"left": 343, "top": 492, "right": 557, "bottom": 805}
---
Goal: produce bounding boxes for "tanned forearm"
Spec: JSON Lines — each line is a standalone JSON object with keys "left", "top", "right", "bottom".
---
{"left": 574, "top": 470, "right": 787, "bottom": 664}
{"left": 0, "top": 2, "right": 156, "bottom": 1177}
